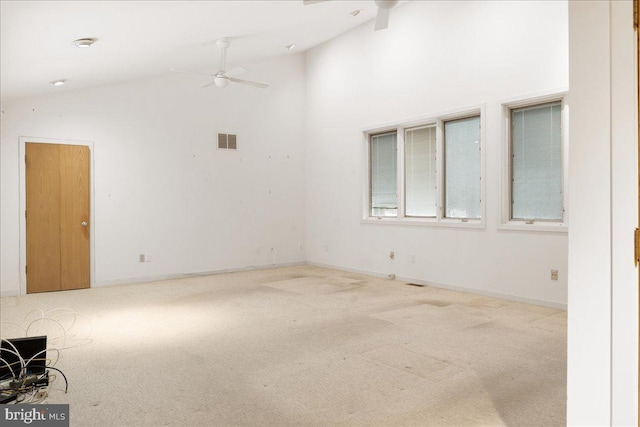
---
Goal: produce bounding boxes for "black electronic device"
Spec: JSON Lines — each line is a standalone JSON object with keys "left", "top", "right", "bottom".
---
{"left": 0, "top": 336, "right": 47, "bottom": 380}
{"left": 0, "top": 390, "right": 18, "bottom": 404}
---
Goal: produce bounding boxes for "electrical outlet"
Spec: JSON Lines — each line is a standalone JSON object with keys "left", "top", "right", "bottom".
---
{"left": 389, "top": 251, "right": 395, "bottom": 260}
{"left": 145, "top": 254, "right": 152, "bottom": 262}
{"left": 410, "top": 254, "right": 416, "bottom": 264}
{"left": 551, "top": 270, "right": 558, "bottom": 280}
{"left": 139, "top": 254, "right": 145, "bottom": 263}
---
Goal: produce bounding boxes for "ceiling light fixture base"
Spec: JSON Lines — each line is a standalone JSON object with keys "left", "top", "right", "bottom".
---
{"left": 216, "top": 38, "right": 231, "bottom": 49}
{"left": 73, "top": 38, "right": 97, "bottom": 48}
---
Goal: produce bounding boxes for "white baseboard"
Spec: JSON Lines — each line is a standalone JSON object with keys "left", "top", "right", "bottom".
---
{"left": 0, "top": 261, "right": 307, "bottom": 298}
{"left": 2, "top": 260, "right": 567, "bottom": 310}
{"left": 306, "top": 261, "right": 567, "bottom": 310}
{"left": 0, "top": 290, "right": 19, "bottom": 298}
{"left": 93, "top": 261, "right": 307, "bottom": 288}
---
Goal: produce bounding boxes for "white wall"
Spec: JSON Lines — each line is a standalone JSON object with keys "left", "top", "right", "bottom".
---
{"left": 0, "top": 53, "right": 307, "bottom": 296}
{"left": 2, "top": 0, "right": 637, "bottom": 421}
{"left": 304, "top": 0, "right": 569, "bottom": 307}
{"left": 567, "top": 0, "right": 638, "bottom": 424}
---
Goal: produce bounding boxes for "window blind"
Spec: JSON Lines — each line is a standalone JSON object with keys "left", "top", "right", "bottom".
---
{"left": 405, "top": 126, "right": 436, "bottom": 217}
{"left": 370, "top": 132, "right": 397, "bottom": 217}
{"left": 444, "top": 116, "right": 481, "bottom": 219}
{"left": 511, "top": 102, "right": 562, "bottom": 220}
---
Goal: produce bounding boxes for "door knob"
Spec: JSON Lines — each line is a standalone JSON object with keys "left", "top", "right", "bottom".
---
{"left": 81, "top": 221, "right": 88, "bottom": 227}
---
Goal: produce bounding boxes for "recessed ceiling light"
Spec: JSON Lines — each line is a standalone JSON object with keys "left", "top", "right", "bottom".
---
{"left": 49, "top": 79, "right": 66, "bottom": 86}
{"left": 285, "top": 44, "right": 296, "bottom": 51}
{"left": 73, "top": 38, "right": 97, "bottom": 48}
{"left": 350, "top": 9, "right": 362, "bottom": 17}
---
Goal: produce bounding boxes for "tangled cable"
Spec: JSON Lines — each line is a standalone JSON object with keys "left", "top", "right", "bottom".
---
{"left": 1, "top": 307, "right": 93, "bottom": 350}
{"left": 0, "top": 307, "right": 91, "bottom": 404}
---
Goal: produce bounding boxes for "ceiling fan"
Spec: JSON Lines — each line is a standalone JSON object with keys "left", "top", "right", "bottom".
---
{"left": 171, "top": 38, "right": 269, "bottom": 89}
{"left": 303, "top": 0, "right": 400, "bottom": 31}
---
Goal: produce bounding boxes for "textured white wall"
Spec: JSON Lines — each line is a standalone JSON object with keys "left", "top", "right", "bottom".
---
{"left": 567, "top": 0, "right": 638, "bottom": 424}
{"left": 0, "top": 53, "right": 307, "bottom": 296}
{"left": 304, "top": 0, "right": 569, "bottom": 306}
{"left": 566, "top": 1, "right": 612, "bottom": 423}
{"left": 610, "top": 1, "right": 639, "bottom": 423}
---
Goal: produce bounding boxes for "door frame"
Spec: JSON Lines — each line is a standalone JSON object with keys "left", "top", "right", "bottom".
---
{"left": 19, "top": 136, "right": 95, "bottom": 295}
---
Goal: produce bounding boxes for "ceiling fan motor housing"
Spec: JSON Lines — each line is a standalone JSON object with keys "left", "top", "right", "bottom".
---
{"left": 214, "top": 76, "right": 230, "bottom": 88}
{"left": 216, "top": 38, "right": 231, "bottom": 49}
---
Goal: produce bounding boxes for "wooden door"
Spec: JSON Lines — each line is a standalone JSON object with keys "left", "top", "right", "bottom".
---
{"left": 26, "top": 143, "right": 90, "bottom": 293}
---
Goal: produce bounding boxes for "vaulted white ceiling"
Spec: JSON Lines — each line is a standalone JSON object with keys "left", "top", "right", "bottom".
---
{"left": 0, "top": 0, "right": 402, "bottom": 102}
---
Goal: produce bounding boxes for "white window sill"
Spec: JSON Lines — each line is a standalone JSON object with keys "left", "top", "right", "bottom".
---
{"left": 361, "top": 217, "right": 485, "bottom": 229}
{"left": 498, "top": 221, "right": 568, "bottom": 233}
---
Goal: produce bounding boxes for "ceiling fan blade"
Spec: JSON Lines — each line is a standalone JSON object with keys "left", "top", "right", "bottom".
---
{"left": 374, "top": 7, "right": 390, "bottom": 31}
{"left": 170, "top": 67, "right": 214, "bottom": 77}
{"left": 227, "top": 66, "right": 248, "bottom": 77}
{"left": 201, "top": 81, "right": 216, "bottom": 88}
{"left": 229, "top": 77, "right": 269, "bottom": 89}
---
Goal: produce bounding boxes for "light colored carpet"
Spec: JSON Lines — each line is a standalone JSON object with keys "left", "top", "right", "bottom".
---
{"left": 0, "top": 265, "right": 566, "bottom": 426}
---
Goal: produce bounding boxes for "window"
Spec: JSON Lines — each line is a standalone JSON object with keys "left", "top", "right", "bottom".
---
{"left": 510, "top": 101, "right": 562, "bottom": 221}
{"left": 365, "top": 107, "right": 484, "bottom": 226}
{"left": 444, "top": 116, "right": 481, "bottom": 219}
{"left": 369, "top": 132, "right": 397, "bottom": 217}
{"left": 405, "top": 125, "right": 436, "bottom": 217}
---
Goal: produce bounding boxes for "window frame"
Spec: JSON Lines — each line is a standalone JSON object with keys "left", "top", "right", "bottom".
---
{"left": 404, "top": 123, "right": 437, "bottom": 219}
{"left": 368, "top": 130, "right": 399, "bottom": 218}
{"left": 442, "top": 114, "right": 483, "bottom": 221}
{"left": 500, "top": 90, "right": 569, "bottom": 233}
{"left": 362, "top": 105, "right": 485, "bottom": 229}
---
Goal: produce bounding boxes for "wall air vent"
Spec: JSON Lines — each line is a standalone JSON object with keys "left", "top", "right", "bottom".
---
{"left": 218, "top": 133, "right": 237, "bottom": 150}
